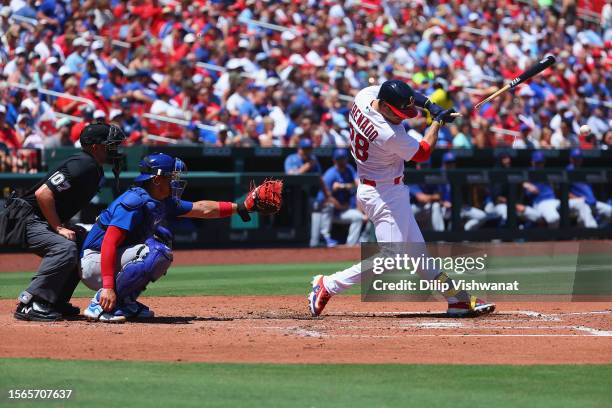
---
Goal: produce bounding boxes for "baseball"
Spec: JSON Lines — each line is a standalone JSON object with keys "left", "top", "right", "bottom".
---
{"left": 579, "top": 125, "right": 591, "bottom": 135}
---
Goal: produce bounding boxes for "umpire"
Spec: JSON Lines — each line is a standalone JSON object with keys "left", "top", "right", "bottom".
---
{"left": 0, "top": 123, "right": 126, "bottom": 321}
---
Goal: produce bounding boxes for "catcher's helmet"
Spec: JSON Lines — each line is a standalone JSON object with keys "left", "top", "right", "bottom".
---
{"left": 377, "top": 80, "right": 417, "bottom": 119}
{"left": 135, "top": 153, "right": 187, "bottom": 201}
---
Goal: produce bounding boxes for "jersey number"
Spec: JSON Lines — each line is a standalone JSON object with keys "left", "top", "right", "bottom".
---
{"left": 349, "top": 124, "right": 369, "bottom": 161}
{"left": 49, "top": 171, "right": 71, "bottom": 192}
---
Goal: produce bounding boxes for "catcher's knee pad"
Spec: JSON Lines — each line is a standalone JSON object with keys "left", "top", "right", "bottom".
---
{"left": 116, "top": 238, "right": 173, "bottom": 300}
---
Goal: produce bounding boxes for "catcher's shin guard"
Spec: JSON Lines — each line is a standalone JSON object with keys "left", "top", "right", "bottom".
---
{"left": 115, "top": 237, "right": 173, "bottom": 302}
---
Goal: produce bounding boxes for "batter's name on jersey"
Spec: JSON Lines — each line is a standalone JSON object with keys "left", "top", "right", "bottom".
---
{"left": 349, "top": 104, "right": 378, "bottom": 142}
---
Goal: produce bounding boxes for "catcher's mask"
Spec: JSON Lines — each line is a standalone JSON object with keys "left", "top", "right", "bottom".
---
{"left": 135, "top": 153, "right": 188, "bottom": 202}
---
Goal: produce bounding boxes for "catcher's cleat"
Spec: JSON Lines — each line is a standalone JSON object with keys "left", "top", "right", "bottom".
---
{"left": 97, "top": 313, "right": 127, "bottom": 323}
{"left": 114, "top": 300, "right": 155, "bottom": 319}
{"left": 308, "top": 275, "right": 332, "bottom": 317}
{"left": 83, "top": 290, "right": 126, "bottom": 323}
{"left": 447, "top": 296, "right": 496, "bottom": 317}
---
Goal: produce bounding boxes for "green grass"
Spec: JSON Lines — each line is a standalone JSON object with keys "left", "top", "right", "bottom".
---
{"left": 2, "top": 250, "right": 611, "bottom": 299}
{"left": 0, "top": 262, "right": 355, "bottom": 299}
{"left": 0, "top": 359, "right": 610, "bottom": 408}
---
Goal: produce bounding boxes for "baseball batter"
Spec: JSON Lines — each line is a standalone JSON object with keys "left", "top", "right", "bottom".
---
{"left": 308, "top": 80, "right": 495, "bottom": 317}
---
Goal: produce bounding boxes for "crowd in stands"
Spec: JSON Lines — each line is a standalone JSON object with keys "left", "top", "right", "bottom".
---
{"left": 1, "top": 0, "right": 611, "bottom": 173}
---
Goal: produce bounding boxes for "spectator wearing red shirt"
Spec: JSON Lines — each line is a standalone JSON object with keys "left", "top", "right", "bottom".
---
{"left": 81, "top": 78, "right": 110, "bottom": 116}
{"left": 70, "top": 106, "right": 93, "bottom": 144}
{"left": 55, "top": 76, "right": 84, "bottom": 116}
{"left": 0, "top": 105, "right": 22, "bottom": 149}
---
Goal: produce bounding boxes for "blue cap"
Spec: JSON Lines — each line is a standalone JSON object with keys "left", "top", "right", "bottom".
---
{"left": 298, "top": 138, "right": 313, "bottom": 149}
{"left": 570, "top": 148, "right": 582, "bottom": 159}
{"left": 333, "top": 148, "right": 348, "bottom": 160}
{"left": 532, "top": 151, "right": 545, "bottom": 163}
{"left": 519, "top": 123, "right": 530, "bottom": 132}
{"left": 442, "top": 152, "right": 456, "bottom": 163}
{"left": 134, "top": 153, "right": 186, "bottom": 182}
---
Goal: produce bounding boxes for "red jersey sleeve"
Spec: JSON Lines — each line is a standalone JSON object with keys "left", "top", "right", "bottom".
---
{"left": 101, "top": 226, "right": 127, "bottom": 289}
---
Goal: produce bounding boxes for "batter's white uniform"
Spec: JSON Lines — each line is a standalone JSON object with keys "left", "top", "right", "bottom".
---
{"left": 323, "top": 86, "right": 438, "bottom": 294}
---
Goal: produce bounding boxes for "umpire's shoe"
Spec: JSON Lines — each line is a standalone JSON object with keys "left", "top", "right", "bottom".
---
{"left": 55, "top": 302, "right": 80, "bottom": 317}
{"left": 14, "top": 292, "right": 62, "bottom": 322}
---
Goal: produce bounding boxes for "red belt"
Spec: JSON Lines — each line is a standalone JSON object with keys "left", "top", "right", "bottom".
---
{"left": 361, "top": 176, "right": 403, "bottom": 187}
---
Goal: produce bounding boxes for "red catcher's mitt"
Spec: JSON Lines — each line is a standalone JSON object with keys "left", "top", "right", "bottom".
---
{"left": 244, "top": 179, "right": 283, "bottom": 215}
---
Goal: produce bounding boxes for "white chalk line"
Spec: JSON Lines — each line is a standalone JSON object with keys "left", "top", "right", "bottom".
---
{"left": 252, "top": 308, "right": 612, "bottom": 338}
{"left": 252, "top": 327, "right": 608, "bottom": 338}
{"left": 555, "top": 311, "right": 612, "bottom": 316}
{"left": 572, "top": 326, "right": 612, "bottom": 336}
{"left": 332, "top": 334, "right": 602, "bottom": 338}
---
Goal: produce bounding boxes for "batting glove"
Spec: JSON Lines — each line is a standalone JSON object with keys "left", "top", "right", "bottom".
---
{"left": 434, "top": 109, "right": 457, "bottom": 126}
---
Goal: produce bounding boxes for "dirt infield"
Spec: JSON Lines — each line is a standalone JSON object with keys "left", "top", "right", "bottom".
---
{"left": 2, "top": 245, "right": 611, "bottom": 364}
{"left": 1, "top": 297, "right": 611, "bottom": 364}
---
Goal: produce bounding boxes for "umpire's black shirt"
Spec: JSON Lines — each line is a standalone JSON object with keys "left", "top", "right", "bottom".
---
{"left": 22, "top": 151, "right": 104, "bottom": 223}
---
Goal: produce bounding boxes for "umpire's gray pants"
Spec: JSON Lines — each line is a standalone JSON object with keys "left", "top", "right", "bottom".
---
{"left": 24, "top": 216, "right": 80, "bottom": 304}
{"left": 80, "top": 244, "right": 145, "bottom": 291}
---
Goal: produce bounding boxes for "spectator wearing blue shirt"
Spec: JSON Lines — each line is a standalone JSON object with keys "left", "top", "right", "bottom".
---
{"left": 483, "top": 152, "right": 540, "bottom": 225}
{"left": 64, "top": 38, "right": 88, "bottom": 74}
{"left": 410, "top": 183, "right": 446, "bottom": 231}
{"left": 284, "top": 139, "right": 331, "bottom": 247}
{"left": 441, "top": 152, "right": 487, "bottom": 231}
{"left": 284, "top": 138, "right": 321, "bottom": 174}
{"left": 316, "top": 149, "right": 369, "bottom": 246}
{"left": 116, "top": 98, "right": 143, "bottom": 142}
{"left": 523, "top": 151, "right": 560, "bottom": 228}
{"left": 409, "top": 160, "right": 445, "bottom": 231}
{"left": 567, "top": 149, "right": 611, "bottom": 228}
{"left": 100, "top": 67, "right": 127, "bottom": 103}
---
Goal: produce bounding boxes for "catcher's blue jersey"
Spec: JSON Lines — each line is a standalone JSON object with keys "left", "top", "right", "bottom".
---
{"left": 82, "top": 187, "right": 193, "bottom": 252}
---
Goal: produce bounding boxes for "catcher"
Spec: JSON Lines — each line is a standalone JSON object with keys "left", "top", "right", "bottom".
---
{"left": 79, "top": 153, "right": 282, "bottom": 322}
